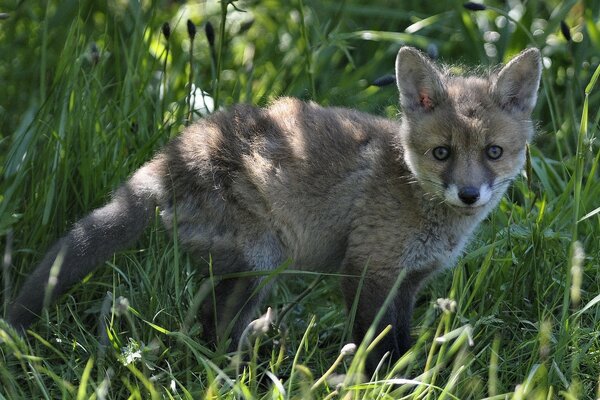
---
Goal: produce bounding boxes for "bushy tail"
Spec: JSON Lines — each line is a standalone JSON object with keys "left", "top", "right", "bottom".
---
{"left": 7, "top": 160, "right": 164, "bottom": 331}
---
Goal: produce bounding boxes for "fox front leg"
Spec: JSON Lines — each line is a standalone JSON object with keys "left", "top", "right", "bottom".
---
{"left": 341, "top": 269, "right": 429, "bottom": 373}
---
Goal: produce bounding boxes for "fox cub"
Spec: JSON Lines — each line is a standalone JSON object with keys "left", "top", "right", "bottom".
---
{"left": 7, "top": 47, "right": 541, "bottom": 369}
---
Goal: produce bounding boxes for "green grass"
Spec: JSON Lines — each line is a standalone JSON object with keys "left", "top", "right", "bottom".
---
{"left": 1, "top": 0, "right": 599, "bottom": 398}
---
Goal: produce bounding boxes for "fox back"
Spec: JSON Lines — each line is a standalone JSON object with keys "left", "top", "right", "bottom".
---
{"left": 6, "top": 47, "right": 541, "bottom": 371}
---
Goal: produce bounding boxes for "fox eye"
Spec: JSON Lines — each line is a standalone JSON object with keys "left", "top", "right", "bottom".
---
{"left": 432, "top": 146, "right": 450, "bottom": 161}
{"left": 486, "top": 145, "right": 503, "bottom": 160}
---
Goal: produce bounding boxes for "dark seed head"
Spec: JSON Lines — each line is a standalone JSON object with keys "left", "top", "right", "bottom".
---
{"left": 427, "top": 43, "right": 439, "bottom": 60}
{"left": 463, "top": 2, "right": 487, "bottom": 11}
{"left": 162, "top": 22, "right": 171, "bottom": 40}
{"left": 372, "top": 74, "right": 396, "bottom": 87}
{"left": 205, "top": 21, "right": 215, "bottom": 47}
{"left": 239, "top": 19, "right": 255, "bottom": 34}
{"left": 560, "top": 20, "right": 572, "bottom": 42}
{"left": 187, "top": 19, "right": 197, "bottom": 40}
{"left": 90, "top": 42, "right": 100, "bottom": 65}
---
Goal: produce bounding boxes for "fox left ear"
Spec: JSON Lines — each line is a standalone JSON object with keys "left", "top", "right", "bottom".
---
{"left": 493, "top": 48, "right": 542, "bottom": 115}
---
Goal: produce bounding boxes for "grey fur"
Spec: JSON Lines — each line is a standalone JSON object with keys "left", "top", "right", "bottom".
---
{"left": 6, "top": 47, "right": 542, "bottom": 371}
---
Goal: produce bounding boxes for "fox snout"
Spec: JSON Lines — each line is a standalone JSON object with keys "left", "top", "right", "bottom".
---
{"left": 445, "top": 183, "right": 493, "bottom": 208}
{"left": 457, "top": 186, "right": 479, "bottom": 205}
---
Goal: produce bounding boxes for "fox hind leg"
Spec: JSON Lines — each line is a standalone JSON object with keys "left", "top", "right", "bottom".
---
{"left": 195, "top": 231, "right": 285, "bottom": 352}
{"left": 200, "top": 274, "right": 271, "bottom": 351}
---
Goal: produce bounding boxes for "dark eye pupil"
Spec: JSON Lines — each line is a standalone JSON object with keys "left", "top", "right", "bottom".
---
{"left": 433, "top": 146, "right": 450, "bottom": 160}
{"left": 487, "top": 145, "right": 503, "bottom": 159}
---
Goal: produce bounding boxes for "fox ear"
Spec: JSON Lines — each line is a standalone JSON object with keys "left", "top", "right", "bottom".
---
{"left": 493, "top": 48, "right": 542, "bottom": 115}
{"left": 395, "top": 47, "right": 445, "bottom": 112}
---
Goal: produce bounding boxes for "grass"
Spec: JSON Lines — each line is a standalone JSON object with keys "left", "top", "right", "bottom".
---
{"left": 1, "top": 0, "right": 599, "bottom": 398}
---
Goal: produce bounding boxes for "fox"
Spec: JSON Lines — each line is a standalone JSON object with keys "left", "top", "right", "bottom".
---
{"left": 6, "top": 47, "right": 542, "bottom": 371}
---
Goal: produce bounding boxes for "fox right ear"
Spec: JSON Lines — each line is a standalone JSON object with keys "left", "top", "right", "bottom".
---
{"left": 395, "top": 47, "right": 445, "bottom": 113}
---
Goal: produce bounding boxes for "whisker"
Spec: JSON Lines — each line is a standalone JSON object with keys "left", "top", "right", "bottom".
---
{"left": 491, "top": 177, "right": 514, "bottom": 188}
{"left": 386, "top": 174, "right": 417, "bottom": 184}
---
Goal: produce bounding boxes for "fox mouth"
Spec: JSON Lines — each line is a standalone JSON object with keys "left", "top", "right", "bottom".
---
{"left": 448, "top": 198, "right": 490, "bottom": 209}
{"left": 448, "top": 202, "right": 487, "bottom": 214}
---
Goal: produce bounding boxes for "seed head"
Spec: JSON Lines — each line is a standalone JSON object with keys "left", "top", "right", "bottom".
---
{"left": 248, "top": 307, "right": 274, "bottom": 336}
{"left": 427, "top": 43, "right": 439, "bottom": 60}
{"left": 113, "top": 296, "right": 130, "bottom": 316}
{"left": 340, "top": 343, "right": 356, "bottom": 357}
{"left": 560, "top": 20, "right": 572, "bottom": 42}
{"left": 372, "top": 74, "right": 395, "bottom": 87}
{"left": 90, "top": 42, "right": 100, "bottom": 65}
{"left": 435, "top": 298, "right": 457, "bottom": 313}
{"left": 570, "top": 241, "right": 584, "bottom": 306}
{"left": 205, "top": 21, "right": 215, "bottom": 47}
{"left": 463, "top": 2, "right": 487, "bottom": 11}
{"left": 187, "top": 19, "right": 197, "bottom": 40}
{"left": 239, "top": 19, "right": 255, "bottom": 34}
{"left": 162, "top": 22, "right": 171, "bottom": 40}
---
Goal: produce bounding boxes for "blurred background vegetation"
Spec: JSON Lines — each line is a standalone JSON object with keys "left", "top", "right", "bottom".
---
{"left": 2, "top": 0, "right": 598, "bottom": 134}
{"left": 0, "top": 0, "right": 599, "bottom": 398}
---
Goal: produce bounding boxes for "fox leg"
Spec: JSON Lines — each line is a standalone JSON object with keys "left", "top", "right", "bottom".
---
{"left": 341, "top": 268, "right": 430, "bottom": 373}
{"left": 198, "top": 232, "right": 284, "bottom": 350}
{"left": 200, "top": 274, "right": 270, "bottom": 348}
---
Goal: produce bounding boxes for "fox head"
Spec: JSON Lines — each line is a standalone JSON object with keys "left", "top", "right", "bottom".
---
{"left": 395, "top": 47, "right": 542, "bottom": 213}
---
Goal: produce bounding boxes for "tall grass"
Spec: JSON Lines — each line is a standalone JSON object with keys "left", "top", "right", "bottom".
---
{"left": 1, "top": 0, "right": 599, "bottom": 398}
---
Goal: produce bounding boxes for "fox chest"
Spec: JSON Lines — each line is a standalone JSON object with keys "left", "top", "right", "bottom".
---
{"left": 399, "top": 225, "right": 472, "bottom": 272}
{"left": 347, "top": 209, "right": 478, "bottom": 277}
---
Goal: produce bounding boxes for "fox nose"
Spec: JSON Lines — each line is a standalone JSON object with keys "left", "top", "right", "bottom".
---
{"left": 458, "top": 186, "right": 480, "bottom": 205}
